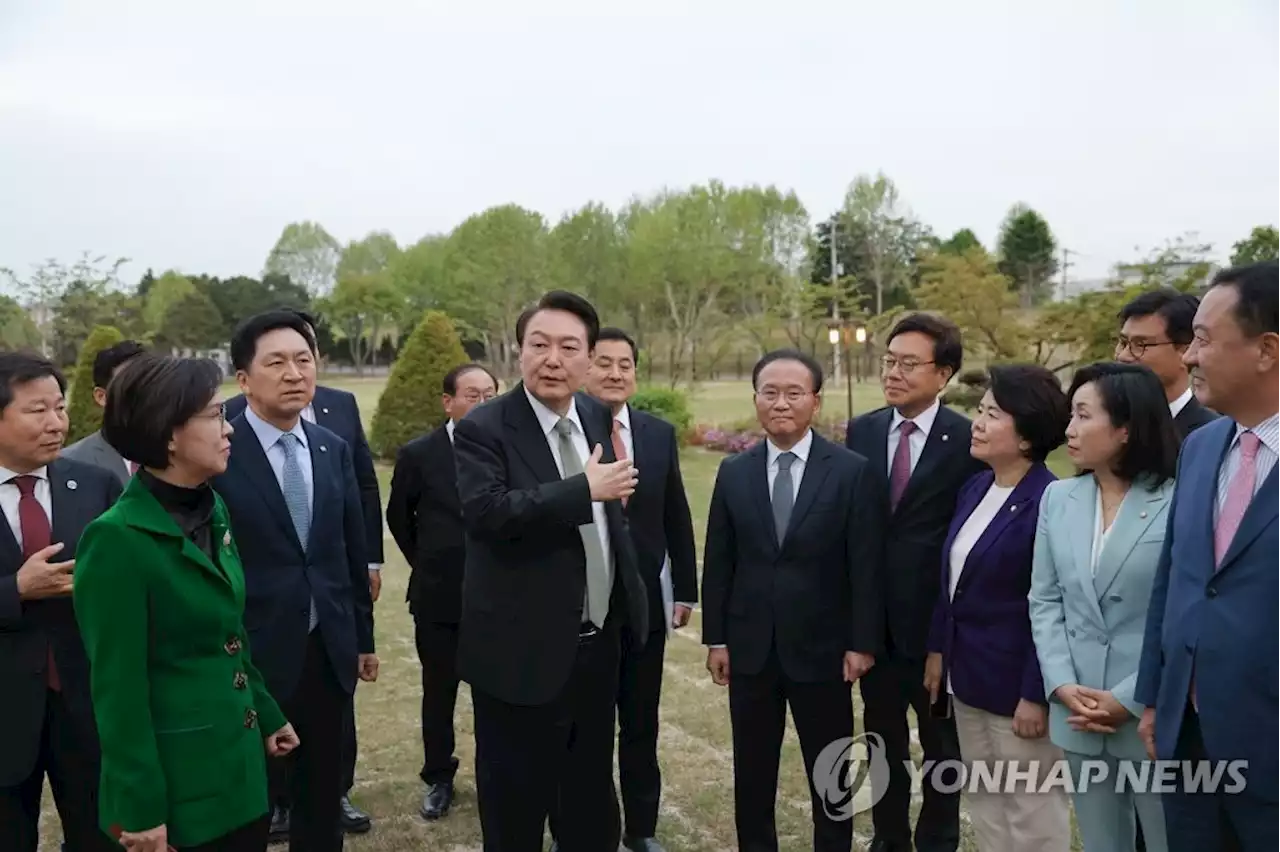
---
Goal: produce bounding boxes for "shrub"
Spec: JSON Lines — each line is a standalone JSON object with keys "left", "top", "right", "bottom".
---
{"left": 941, "top": 368, "right": 989, "bottom": 412}
{"left": 370, "top": 311, "right": 469, "bottom": 460}
{"left": 66, "top": 325, "right": 123, "bottom": 444}
{"left": 689, "top": 417, "right": 847, "bottom": 454}
{"left": 629, "top": 385, "right": 693, "bottom": 439}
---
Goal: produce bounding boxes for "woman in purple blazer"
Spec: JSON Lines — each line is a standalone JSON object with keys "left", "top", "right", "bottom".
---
{"left": 924, "top": 364, "right": 1071, "bottom": 852}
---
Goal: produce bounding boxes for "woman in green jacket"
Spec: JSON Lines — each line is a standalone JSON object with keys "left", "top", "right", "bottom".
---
{"left": 74, "top": 354, "right": 298, "bottom": 852}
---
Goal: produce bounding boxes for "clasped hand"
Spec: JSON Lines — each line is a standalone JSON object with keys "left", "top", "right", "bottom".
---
{"left": 585, "top": 444, "right": 637, "bottom": 502}
{"left": 1055, "top": 683, "right": 1131, "bottom": 734}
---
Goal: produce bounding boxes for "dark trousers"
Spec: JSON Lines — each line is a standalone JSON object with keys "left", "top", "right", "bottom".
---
{"left": 339, "top": 694, "right": 358, "bottom": 796}
{"left": 414, "top": 617, "right": 461, "bottom": 785}
{"left": 858, "top": 649, "right": 961, "bottom": 852}
{"left": 0, "top": 688, "right": 115, "bottom": 852}
{"left": 176, "top": 814, "right": 270, "bottom": 852}
{"left": 1165, "top": 702, "right": 1278, "bottom": 852}
{"left": 729, "top": 649, "right": 854, "bottom": 852}
{"left": 617, "top": 625, "right": 667, "bottom": 839}
{"left": 268, "top": 633, "right": 348, "bottom": 852}
{"left": 473, "top": 618, "right": 622, "bottom": 852}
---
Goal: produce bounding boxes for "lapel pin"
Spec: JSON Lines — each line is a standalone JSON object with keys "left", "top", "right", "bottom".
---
{"left": 1139, "top": 511, "right": 1147, "bottom": 519}
{"left": 223, "top": 531, "right": 232, "bottom": 547}
{"left": 67, "top": 480, "right": 77, "bottom": 490}
{"left": 319, "top": 445, "right": 327, "bottom": 453}
{"left": 1010, "top": 504, "right": 1017, "bottom": 512}
{"left": 941, "top": 434, "right": 949, "bottom": 442}
{"left": 322, "top": 408, "right": 329, "bottom": 415}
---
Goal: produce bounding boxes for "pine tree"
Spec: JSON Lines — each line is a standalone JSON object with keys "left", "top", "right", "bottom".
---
{"left": 66, "top": 325, "right": 124, "bottom": 443}
{"left": 370, "top": 311, "right": 468, "bottom": 459}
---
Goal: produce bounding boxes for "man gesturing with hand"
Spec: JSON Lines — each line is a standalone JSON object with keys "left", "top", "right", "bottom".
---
{"left": 453, "top": 291, "right": 649, "bottom": 852}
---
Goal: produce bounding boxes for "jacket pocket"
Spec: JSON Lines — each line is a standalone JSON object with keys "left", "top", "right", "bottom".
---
{"left": 155, "top": 724, "right": 225, "bottom": 803}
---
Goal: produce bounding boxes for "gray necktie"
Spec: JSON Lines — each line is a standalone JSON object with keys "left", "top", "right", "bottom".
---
{"left": 278, "top": 433, "right": 318, "bottom": 632}
{"left": 772, "top": 451, "right": 797, "bottom": 544}
{"left": 554, "top": 418, "right": 611, "bottom": 627}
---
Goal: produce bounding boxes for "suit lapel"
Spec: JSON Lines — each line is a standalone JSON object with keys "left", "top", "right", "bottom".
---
{"left": 47, "top": 459, "right": 80, "bottom": 551}
{"left": 956, "top": 467, "right": 1043, "bottom": 590}
{"left": 897, "top": 407, "right": 963, "bottom": 514}
{"left": 229, "top": 422, "right": 305, "bottom": 554}
{"left": 1093, "top": 481, "right": 1167, "bottom": 599}
{"left": 503, "top": 389, "right": 562, "bottom": 485}
{"left": 1063, "top": 476, "right": 1108, "bottom": 626}
{"left": 783, "top": 435, "right": 833, "bottom": 544}
{"left": 302, "top": 421, "right": 332, "bottom": 553}
{"left": 118, "top": 477, "right": 231, "bottom": 587}
{"left": 868, "top": 409, "right": 891, "bottom": 486}
{"left": 1218, "top": 466, "right": 1279, "bottom": 573}
{"left": 745, "top": 443, "right": 777, "bottom": 554}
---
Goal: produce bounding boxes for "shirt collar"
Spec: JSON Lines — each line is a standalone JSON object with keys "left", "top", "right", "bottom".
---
{"left": 0, "top": 465, "right": 48, "bottom": 484}
{"left": 1232, "top": 413, "right": 1280, "bottom": 457}
{"left": 891, "top": 397, "right": 941, "bottom": 437}
{"left": 766, "top": 428, "right": 814, "bottom": 467}
{"left": 524, "top": 386, "right": 583, "bottom": 437}
{"left": 243, "top": 405, "right": 309, "bottom": 453}
{"left": 446, "top": 419, "right": 456, "bottom": 442}
{"left": 1169, "top": 386, "right": 1193, "bottom": 417}
{"left": 614, "top": 403, "right": 632, "bottom": 431}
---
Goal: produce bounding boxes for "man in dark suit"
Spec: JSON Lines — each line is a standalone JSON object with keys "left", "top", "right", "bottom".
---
{"left": 452, "top": 290, "right": 647, "bottom": 852}
{"left": 1117, "top": 288, "right": 1220, "bottom": 440}
{"left": 386, "top": 362, "right": 498, "bottom": 821}
{"left": 0, "top": 352, "right": 123, "bottom": 852}
{"left": 214, "top": 310, "right": 378, "bottom": 852}
{"left": 578, "top": 327, "right": 697, "bottom": 852}
{"left": 226, "top": 309, "right": 383, "bottom": 836}
{"left": 61, "top": 340, "right": 146, "bottom": 485}
{"left": 845, "top": 314, "right": 983, "bottom": 852}
{"left": 1136, "top": 261, "right": 1279, "bottom": 851}
{"left": 702, "top": 348, "right": 883, "bottom": 852}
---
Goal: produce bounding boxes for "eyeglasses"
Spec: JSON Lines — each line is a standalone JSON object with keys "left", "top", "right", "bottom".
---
{"left": 458, "top": 391, "right": 497, "bottom": 404}
{"left": 755, "top": 389, "right": 811, "bottom": 404}
{"left": 1115, "top": 337, "right": 1176, "bottom": 358}
{"left": 881, "top": 356, "right": 935, "bottom": 374}
{"left": 197, "top": 403, "right": 227, "bottom": 425}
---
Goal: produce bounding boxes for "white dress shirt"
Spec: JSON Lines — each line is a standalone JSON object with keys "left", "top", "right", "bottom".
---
{"left": 888, "top": 398, "right": 941, "bottom": 477}
{"left": 446, "top": 419, "right": 456, "bottom": 443}
{"left": 945, "top": 481, "right": 1014, "bottom": 693}
{"left": 1168, "top": 386, "right": 1193, "bottom": 419}
{"left": 0, "top": 465, "right": 52, "bottom": 550}
{"left": 524, "top": 387, "right": 614, "bottom": 585}
{"left": 1090, "top": 488, "right": 1116, "bottom": 578}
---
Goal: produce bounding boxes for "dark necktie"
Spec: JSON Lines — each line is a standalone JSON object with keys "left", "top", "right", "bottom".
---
{"left": 12, "top": 475, "right": 59, "bottom": 691}
{"left": 772, "top": 452, "right": 797, "bottom": 544}
{"left": 889, "top": 420, "right": 917, "bottom": 511}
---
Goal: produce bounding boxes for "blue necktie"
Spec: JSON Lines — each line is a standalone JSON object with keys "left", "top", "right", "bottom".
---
{"left": 278, "top": 433, "right": 317, "bottom": 631}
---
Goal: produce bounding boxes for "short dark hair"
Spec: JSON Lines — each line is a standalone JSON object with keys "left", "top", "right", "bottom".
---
{"left": 596, "top": 327, "right": 638, "bottom": 361}
{"left": 0, "top": 352, "right": 65, "bottom": 414}
{"left": 986, "top": 364, "right": 1069, "bottom": 463}
{"left": 1208, "top": 260, "right": 1278, "bottom": 338}
{"left": 1067, "top": 362, "right": 1179, "bottom": 486}
{"left": 103, "top": 354, "right": 224, "bottom": 469}
{"left": 278, "top": 306, "right": 317, "bottom": 330}
{"left": 92, "top": 340, "right": 147, "bottom": 389}
{"left": 516, "top": 291, "right": 600, "bottom": 349}
{"left": 752, "top": 348, "right": 824, "bottom": 394}
{"left": 886, "top": 313, "right": 964, "bottom": 378}
{"left": 1117, "top": 288, "right": 1199, "bottom": 346}
{"left": 230, "top": 310, "right": 317, "bottom": 372}
{"left": 443, "top": 363, "right": 499, "bottom": 395}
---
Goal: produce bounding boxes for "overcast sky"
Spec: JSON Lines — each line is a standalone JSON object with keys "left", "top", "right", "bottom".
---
{"left": 1, "top": 0, "right": 1276, "bottom": 290}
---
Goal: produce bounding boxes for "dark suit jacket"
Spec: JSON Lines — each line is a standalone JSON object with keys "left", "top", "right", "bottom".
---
{"left": 0, "top": 458, "right": 122, "bottom": 786}
{"left": 619, "top": 407, "right": 698, "bottom": 631}
{"left": 846, "top": 404, "right": 987, "bottom": 658}
{"left": 387, "top": 424, "right": 464, "bottom": 623}
{"left": 61, "top": 429, "right": 131, "bottom": 486}
{"left": 227, "top": 386, "right": 383, "bottom": 564}
{"left": 1136, "top": 417, "right": 1278, "bottom": 802}
{"left": 927, "top": 465, "right": 1055, "bottom": 718}
{"left": 701, "top": 433, "right": 885, "bottom": 682}
{"left": 213, "top": 416, "right": 374, "bottom": 702}
{"left": 452, "top": 387, "right": 648, "bottom": 707}
{"left": 1174, "top": 394, "right": 1219, "bottom": 441}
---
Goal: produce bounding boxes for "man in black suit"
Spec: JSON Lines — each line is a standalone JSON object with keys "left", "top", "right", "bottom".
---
{"left": 214, "top": 311, "right": 378, "bottom": 852}
{"left": 0, "top": 352, "right": 123, "bottom": 852}
{"left": 703, "top": 349, "right": 885, "bottom": 852}
{"left": 226, "top": 308, "right": 384, "bottom": 836}
{"left": 1117, "top": 288, "right": 1219, "bottom": 440}
{"left": 845, "top": 314, "right": 983, "bottom": 852}
{"left": 452, "top": 290, "right": 647, "bottom": 852}
{"left": 61, "top": 339, "right": 146, "bottom": 486}
{"left": 578, "top": 327, "right": 697, "bottom": 852}
{"left": 386, "top": 362, "right": 498, "bottom": 821}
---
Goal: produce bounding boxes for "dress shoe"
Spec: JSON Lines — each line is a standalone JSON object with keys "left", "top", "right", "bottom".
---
{"left": 868, "top": 841, "right": 910, "bottom": 852}
{"left": 268, "top": 806, "right": 290, "bottom": 844}
{"left": 420, "top": 781, "right": 454, "bottom": 820}
{"left": 339, "top": 795, "right": 372, "bottom": 834}
{"left": 623, "top": 837, "right": 666, "bottom": 852}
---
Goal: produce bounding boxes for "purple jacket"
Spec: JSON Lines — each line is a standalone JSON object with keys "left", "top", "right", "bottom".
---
{"left": 927, "top": 464, "right": 1056, "bottom": 718}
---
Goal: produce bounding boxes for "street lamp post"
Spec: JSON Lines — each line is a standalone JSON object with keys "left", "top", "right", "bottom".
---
{"left": 854, "top": 324, "right": 868, "bottom": 384}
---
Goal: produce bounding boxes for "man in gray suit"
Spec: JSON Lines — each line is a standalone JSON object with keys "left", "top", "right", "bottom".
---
{"left": 60, "top": 341, "right": 146, "bottom": 484}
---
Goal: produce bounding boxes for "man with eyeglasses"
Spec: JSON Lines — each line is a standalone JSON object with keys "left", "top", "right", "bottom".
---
{"left": 845, "top": 313, "right": 983, "bottom": 852}
{"left": 1117, "top": 288, "right": 1219, "bottom": 440}
{"left": 386, "top": 362, "right": 499, "bottom": 822}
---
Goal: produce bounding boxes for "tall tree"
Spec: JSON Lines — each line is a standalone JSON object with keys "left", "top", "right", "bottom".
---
{"left": 840, "top": 172, "right": 923, "bottom": 316}
{"left": 1, "top": 253, "right": 130, "bottom": 354}
{"left": 337, "top": 231, "right": 401, "bottom": 279}
{"left": 154, "top": 290, "right": 226, "bottom": 351}
{"left": 142, "top": 270, "right": 196, "bottom": 333}
{"left": 996, "top": 204, "right": 1058, "bottom": 307}
{"left": 319, "top": 272, "right": 404, "bottom": 374}
{"left": 388, "top": 235, "right": 451, "bottom": 315}
{"left": 0, "top": 295, "right": 42, "bottom": 351}
{"left": 263, "top": 221, "right": 342, "bottom": 297}
{"left": 1229, "top": 225, "right": 1279, "bottom": 266}
{"left": 939, "top": 228, "right": 983, "bottom": 255}
{"left": 911, "top": 247, "right": 1028, "bottom": 362}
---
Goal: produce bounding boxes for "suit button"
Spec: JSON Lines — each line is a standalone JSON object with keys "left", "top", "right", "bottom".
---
{"left": 1207, "top": 587, "right": 1218, "bottom": 598}
{"left": 234, "top": 672, "right": 248, "bottom": 690}
{"left": 224, "top": 637, "right": 242, "bottom": 655}
{"left": 244, "top": 708, "right": 258, "bottom": 729}
{"left": 1108, "top": 595, "right": 1122, "bottom": 602}
{"left": 1099, "top": 636, "right": 1108, "bottom": 646}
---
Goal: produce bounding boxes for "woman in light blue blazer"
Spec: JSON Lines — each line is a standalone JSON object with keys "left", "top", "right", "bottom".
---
{"left": 1029, "top": 362, "right": 1181, "bottom": 852}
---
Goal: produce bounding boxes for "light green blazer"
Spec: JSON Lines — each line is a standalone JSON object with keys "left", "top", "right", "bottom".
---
{"left": 73, "top": 476, "right": 287, "bottom": 848}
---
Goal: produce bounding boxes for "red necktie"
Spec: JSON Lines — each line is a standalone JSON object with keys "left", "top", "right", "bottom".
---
{"left": 12, "top": 475, "right": 59, "bottom": 691}
{"left": 612, "top": 419, "right": 628, "bottom": 508}
{"left": 889, "top": 420, "right": 917, "bottom": 511}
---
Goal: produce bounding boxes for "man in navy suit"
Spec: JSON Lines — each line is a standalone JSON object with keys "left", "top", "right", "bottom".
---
{"left": 1136, "top": 260, "right": 1278, "bottom": 852}
{"left": 226, "top": 308, "right": 383, "bottom": 836}
{"left": 215, "top": 310, "right": 378, "bottom": 852}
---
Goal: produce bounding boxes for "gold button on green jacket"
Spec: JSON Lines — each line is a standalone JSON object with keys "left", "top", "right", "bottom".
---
{"left": 73, "top": 476, "right": 288, "bottom": 848}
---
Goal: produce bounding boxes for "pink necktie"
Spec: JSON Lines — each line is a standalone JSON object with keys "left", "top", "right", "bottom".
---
{"left": 612, "top": 419, "right": 628, "bottom": 508}
{"left": 1214, "top": 431, "right": 1261, "bottom": 568}
{"left": 889, "top": 420, "right": 917, "bottom": 511}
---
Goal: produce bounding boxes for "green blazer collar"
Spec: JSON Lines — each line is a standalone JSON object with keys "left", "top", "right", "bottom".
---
{"left": 116, "top": 475, "right": 233, "bottom": 585}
